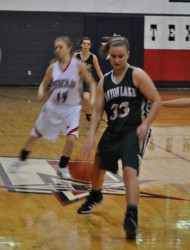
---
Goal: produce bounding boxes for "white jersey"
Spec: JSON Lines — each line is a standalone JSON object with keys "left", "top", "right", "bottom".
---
{"left": 49, "top": 58, "right": 83, "bottom": 107}
{"left": 31, "top": 58, "right": 83, "bottom": 142}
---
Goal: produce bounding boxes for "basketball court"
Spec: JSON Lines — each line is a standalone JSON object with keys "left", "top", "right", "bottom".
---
{"left": 0, "top": 87, "right": 190, "bottom": 249}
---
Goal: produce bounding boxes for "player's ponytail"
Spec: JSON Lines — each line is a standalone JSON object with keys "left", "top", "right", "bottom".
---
{"left": 99, "top": 35, "right": 130, "bottom": 59}
{"left": 99, "top": 40, "right": 110, "bottom": 59}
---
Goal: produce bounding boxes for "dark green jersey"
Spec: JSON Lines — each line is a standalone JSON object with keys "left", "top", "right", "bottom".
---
{"left": 76, "top": 52, "right": 94, "bottom": 92}
{"left": 76, "top": 52, "right": 93, "bottom": 72}
{"left": 103, "top": 65, "right": 150, "bottom": 134}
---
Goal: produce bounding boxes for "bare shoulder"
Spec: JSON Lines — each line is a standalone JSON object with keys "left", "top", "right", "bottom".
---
{"left": 132, "top": 66, "right": 152, "bottom": 87}
{"left": 132, "top": 67, "right": 147, "bottom": 76}
{"left": 46, "top": 63, "right": 54, "bottom": 74}
{"left": 92, "top": 54, "right": 98, "bottom": 62}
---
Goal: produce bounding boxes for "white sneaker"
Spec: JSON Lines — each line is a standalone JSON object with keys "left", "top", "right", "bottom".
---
{"left": 8, "top": 159, "right": 26, "bottom": 173}
{"left": 56, "top": 166, "right": 71, "bottom": 179}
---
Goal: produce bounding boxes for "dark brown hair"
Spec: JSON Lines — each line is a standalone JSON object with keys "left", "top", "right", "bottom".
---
{"left": 77, "top": 37, "right": 93, "bottom": 47}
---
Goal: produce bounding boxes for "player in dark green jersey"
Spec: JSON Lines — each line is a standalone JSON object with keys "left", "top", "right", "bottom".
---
{"left": 73, "top": 37, "right": 103, "bottom": 122}
{"left": 77, "top": 35, "right": 162, "bottom": 239}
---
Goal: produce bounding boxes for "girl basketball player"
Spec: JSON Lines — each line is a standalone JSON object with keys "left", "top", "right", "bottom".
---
{"left": 9, "top": 36, "right": 96, "bottom": 179}
{"left": 77, "top": 35, "right": 162, "bottom": 238}
{"left": 73, "top": 37, "right": 103, "bottom": 122}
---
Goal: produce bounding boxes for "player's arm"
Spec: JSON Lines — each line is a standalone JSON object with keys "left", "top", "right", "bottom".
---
{"left": 38, "top": 64, "right": 53, "bottom": 101}
{"left": 89, "top": 78, "right": 105, "bottom": 139}
{"left": 81, "top": 78, "right": 105, "bottom": 157}
{"left": 133, "top": 67, "right": 162, "bottom": 140}
{"left": 78, "top": 60, "right": 97, "bottom": 107}
{"left": 93, "top": 54, "right": 104, "bottom": 79}
{"left": 162, "top": 98, "right": 190, "bottom": 108}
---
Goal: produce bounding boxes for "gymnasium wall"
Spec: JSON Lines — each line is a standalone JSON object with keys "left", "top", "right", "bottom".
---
{"left": 0, "top": 0, "right": 190, "bottom": 87}
{"left": 0, "top": 12, "right": 84, "bottom": 85}
{"left": 0, "top": 0, "right": 189, "bottom": 14}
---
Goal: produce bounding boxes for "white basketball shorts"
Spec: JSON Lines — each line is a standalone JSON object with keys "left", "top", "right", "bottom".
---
{"left": 31, "top": 101, "right": 82, "bottom": 142}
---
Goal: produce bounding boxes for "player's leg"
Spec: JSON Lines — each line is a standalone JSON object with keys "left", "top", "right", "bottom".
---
{"left": 122, "top": 129, "right": 151, "bottom": 238}
{"left": 121, "top": 131, "right": 140, "bottom": 239}
{"left": 8, "top": 135, "right": 40, "bottom": 172}
{"left": 57, "top": 108, "right": 81, "bottom": 179}
{"left": 77, "top": 153, "right": 105, "bottom": 214}
{"left": 77, "top": 132, "right": 120, "bottom": 214}
{"left": 57, "top": 134, "right": 77, "bottom": 179}
{"left": 83, "top": 91, "right": 91, "bottom": 122}
{"left": 8, "top": 105, "right": 50, "bottom": 172}
{"left": 123, "top": 166, "right": 139, "bottom": 208}
{"left": 14, "top": 108, "right": 48, "bottom": 165}
{"left": 123, "top": 166, "right": 139, "bottom": 239}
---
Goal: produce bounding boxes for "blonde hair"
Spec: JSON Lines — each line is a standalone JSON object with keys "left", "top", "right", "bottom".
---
{"left": 99, "top": 35, "right": 130, "bottom": 59}
{"left": 49, "top": 36, "right": 74, "bottom": 64}
{"left": 54, "top": 36, "right": 74, "bottom": 54}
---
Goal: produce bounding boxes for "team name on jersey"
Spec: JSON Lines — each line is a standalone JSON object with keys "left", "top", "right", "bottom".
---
{"left": 85, "top": 62, "right": 92, "bottom": 72}
{"left": 52, "top": 79, "right": 76, "bottom": 89}
{"left": 104, "top": 86, "right": 137, "bottom": 102}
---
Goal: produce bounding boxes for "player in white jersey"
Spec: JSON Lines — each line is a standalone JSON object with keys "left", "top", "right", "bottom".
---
{"left": 8, "top": 36, "right": 96, "bottom": 179}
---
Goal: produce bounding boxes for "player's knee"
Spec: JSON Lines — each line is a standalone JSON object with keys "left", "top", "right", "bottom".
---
{"left": 123, "top": 166, "right": 138, "bottom": 178}
{"left": 31, "top": 130, "right": 42, "bottom": 138}
{"left": 66, "top": 134, "right": 77, "bottom": 142}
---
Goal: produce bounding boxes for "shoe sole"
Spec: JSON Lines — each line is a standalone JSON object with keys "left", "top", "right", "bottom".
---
{"left": 124, "top": 218, "right": 138, "bottom": 239}
{"left": 56, "top": 171, "right": 71, "bottom": 180}
{"left": 126, "top": 230, "right": 137, "bottom": 239}
{"left": 7, "top": 161, "right": 27, "bottom": 173}
{"left": 77, "top": 209, "right": 92, "bottom": 214}
{"left": 77, "top": 199, "right": 104, "bottom": 214}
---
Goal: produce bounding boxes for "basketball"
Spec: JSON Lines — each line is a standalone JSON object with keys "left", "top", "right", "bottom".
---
{"left": 68, "top": 161, "right": 94, "bottom": 182}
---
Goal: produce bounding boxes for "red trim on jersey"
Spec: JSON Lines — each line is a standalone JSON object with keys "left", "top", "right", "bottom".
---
{"left": 48, "top": 87, "right": 55, "bottom": 96}
{"left": 34, "top": 126, "right": 42, "bottom": 137}
{"left": 67, "top": 126, "right": 79, "bottom": 135}
{"left": 62, "top": 59, "right": 72, "bottom": 72}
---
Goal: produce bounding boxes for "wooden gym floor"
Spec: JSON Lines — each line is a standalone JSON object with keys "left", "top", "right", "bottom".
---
{"left": 0, "top": 87, "right": 190, "bottom": 250}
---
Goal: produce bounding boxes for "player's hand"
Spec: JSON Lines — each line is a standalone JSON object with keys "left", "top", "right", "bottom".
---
{"left": 81, "top": 138, "right": 96, "bottom": 160}
{"left": 89, "top": 97, "right": 95, "bottom": 109}
{"left": 136, "top": 123, "right": 149, "bottom": 141}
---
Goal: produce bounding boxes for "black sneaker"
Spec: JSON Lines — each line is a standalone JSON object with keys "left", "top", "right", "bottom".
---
{"left": 77, "top": 193, "right": 103, "bottom": 214}
{"left": 86, "top": 114, "right": 91, "bottom": 122}
{"left": 124, "top": 211, "right": 138, "bottom": 239}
